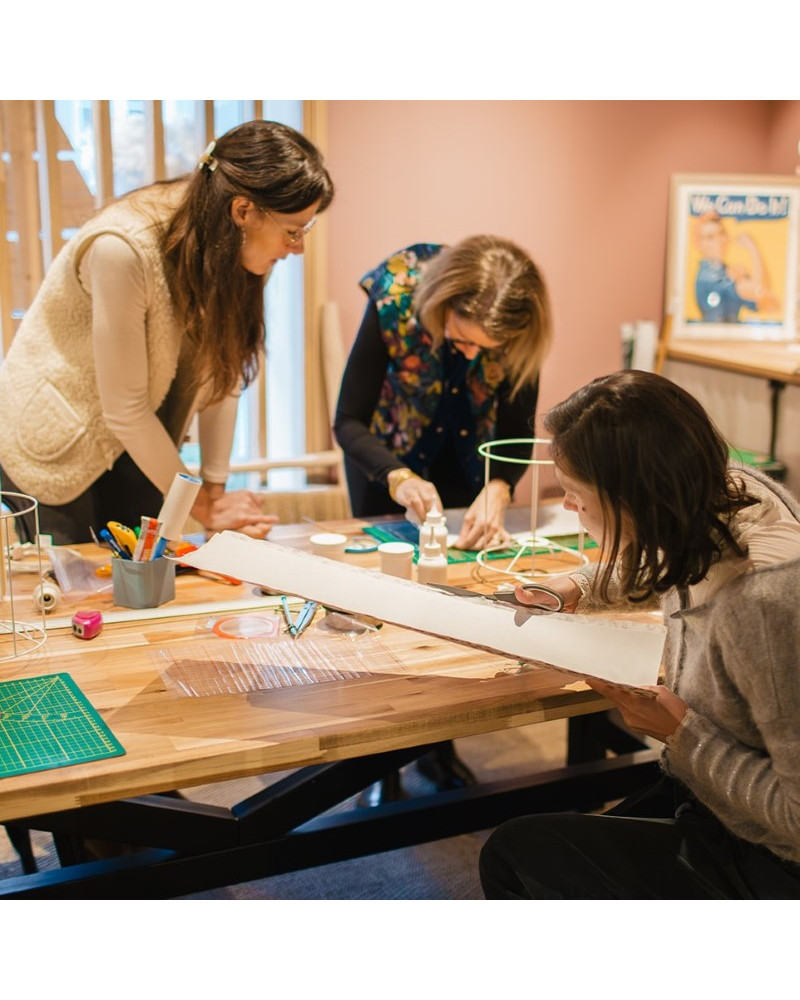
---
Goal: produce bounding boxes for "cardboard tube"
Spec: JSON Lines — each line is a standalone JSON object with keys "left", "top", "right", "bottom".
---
{"left": 157, "top": 473, "right": 202, "bottom": 542}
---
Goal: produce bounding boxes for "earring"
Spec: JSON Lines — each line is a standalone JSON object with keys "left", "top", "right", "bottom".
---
{"left": 240, "top": 227, "right": 246, "bottom": 246}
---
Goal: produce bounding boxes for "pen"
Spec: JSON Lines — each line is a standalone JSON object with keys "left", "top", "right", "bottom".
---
{"left": 98, "top": 527, "right": 132, "bottom": 560}
{"left": 133, "top": 516, "right": 161, "bottom": 561}
{"left": 280, "top": 596, "right": 297, "bottom": 636}
{"left": 293, "top": 601, "right": 318, "bottom": 638}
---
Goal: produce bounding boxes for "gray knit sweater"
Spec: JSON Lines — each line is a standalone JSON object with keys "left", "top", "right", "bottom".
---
{"left": 570, "top": 466, "right": 800, "bottom": 863}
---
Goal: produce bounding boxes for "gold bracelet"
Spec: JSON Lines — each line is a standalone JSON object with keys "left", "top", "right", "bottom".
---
{"left": 387, "top": 468, "right": 418, "bottom": 503}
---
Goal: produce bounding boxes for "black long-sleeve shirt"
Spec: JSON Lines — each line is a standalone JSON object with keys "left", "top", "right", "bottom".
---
{"left": 334, "top": 301, "right": 539, "bottom": 517}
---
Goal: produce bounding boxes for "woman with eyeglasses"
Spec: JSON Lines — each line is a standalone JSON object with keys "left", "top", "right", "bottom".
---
{"left": 334, "top": 236, "right": 552, "bottom": 798}
{"left": 480, "top": 370, "right": 800, "bottom": 899}
{"left": 0, "top": 120, "right": 334, "bottom": 545}
{"left": 334, "top": 236, "right": 552, "bottom": 552}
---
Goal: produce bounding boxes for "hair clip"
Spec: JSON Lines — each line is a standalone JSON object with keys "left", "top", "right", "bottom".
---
{"left": 198, "top": 139, "right": 218, "bottom": 172}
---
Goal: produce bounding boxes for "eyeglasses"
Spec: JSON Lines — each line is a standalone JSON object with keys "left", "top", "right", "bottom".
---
{"left": 261, "top": 209, "right": 317, "bottom": 247}
{"left": 446, "top": 335, "right": 483, "bottom": 351}
{"left": 443, "top": 313, "right": 500, "bottom": 354}
{"left": 444, "top": 327, "right": 491, "bottom": 355}
{"left": 444, "top": 321, "right": 480, "bottom": 352}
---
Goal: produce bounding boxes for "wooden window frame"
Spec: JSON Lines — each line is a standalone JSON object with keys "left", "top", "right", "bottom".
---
{"left": 0, "top": 100, "right": 336, "bottom": 480}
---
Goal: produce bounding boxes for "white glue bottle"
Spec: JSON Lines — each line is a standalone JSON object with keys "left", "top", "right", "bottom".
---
{"left": 416, "top": 523, "right": 448, "bottom": 586}
{"left": 423, "top": 504, "right": 449, "bottom": 553}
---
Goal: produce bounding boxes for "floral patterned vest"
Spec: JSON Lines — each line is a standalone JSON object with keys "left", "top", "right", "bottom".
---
{"left": 359, "top": 243, "right": 506, "bottom": 458}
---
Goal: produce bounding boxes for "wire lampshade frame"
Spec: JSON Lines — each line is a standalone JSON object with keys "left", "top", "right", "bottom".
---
{"left": 475, "top": 438, "right": 589, "bottom": 583}
{"left": 0, "top": 492, "right": 47, "bottom": 661}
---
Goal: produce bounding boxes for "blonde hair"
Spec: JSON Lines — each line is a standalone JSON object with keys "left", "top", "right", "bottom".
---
{"left": 415, "top": 235, "right": 552, "bottom": 398}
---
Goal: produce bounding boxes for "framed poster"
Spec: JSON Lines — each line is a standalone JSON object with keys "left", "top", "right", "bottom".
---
{"left": 664, "top": 174, "right": 800, "bottom": 341}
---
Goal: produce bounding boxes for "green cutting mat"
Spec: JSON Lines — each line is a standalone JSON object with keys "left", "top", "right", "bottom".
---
{"left": 364, "top": 522, "right": 596, "bottom": 563}
{"left": 0, "top": 673, "right": 125, "bottom": 779}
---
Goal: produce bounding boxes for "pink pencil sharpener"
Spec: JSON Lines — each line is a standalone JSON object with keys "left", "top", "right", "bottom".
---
{"left": 72, "top": 609, "right": 103, "bottom": 640}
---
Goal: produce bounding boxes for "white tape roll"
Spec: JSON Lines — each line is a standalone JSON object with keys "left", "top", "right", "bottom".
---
{"left": 33, "top": 580, "right": 61, "bottom": 613}
{"left": 157, "top": 472, "right": 202, "bottom": 542}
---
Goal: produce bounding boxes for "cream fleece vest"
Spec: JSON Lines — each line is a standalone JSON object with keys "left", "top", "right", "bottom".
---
{"left": 0, "top": 188, "right": 183, "bottom": 505}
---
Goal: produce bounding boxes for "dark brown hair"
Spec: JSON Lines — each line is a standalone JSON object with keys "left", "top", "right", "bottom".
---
{"left": 414, "top": 235, "right": 551, "bottom": 398}
{"left": 160, "top": 119, "right": 334, "bottom": 402}
{"left": 544, "top": 370, "right": 756, "bottom": 601}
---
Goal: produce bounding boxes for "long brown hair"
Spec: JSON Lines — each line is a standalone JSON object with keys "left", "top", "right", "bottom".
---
{"left": 161, "top": 120, "right": 334, "bottom": 402}
{"left": 544, "top": 370, "right": 756, "bottom": 601}
{"left": 414, "top": 235, "right": 551, "bottom": 398}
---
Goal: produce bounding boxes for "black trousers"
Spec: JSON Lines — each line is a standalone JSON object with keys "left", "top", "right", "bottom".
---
{"left": 479, "top": 776, "right": 800, "bottom": 900}
{"left": 0, "top": 453, "right": 162, "bottom": 545}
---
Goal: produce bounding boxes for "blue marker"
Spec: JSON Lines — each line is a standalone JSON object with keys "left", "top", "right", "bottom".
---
{"left": 99, "top": 527, "right": 132, "bottom": 559}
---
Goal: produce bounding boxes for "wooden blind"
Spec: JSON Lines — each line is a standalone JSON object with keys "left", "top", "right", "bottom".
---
{"left": 0, "top": 100, "right": 332, "bottom": 466}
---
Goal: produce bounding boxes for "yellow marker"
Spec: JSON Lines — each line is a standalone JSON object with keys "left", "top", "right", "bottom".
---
{"left": 106, "top": 521, "right": 137, "bottom": 557}
{"left": 95, "top": 563, "right": 113, "bottom": 578}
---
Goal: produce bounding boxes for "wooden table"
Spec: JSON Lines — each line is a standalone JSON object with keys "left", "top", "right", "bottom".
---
{"left": 662, "top": 337, "right": 800, "bottom": 385}
{"left": 661, "top": 337, "right": 800, "bottom": 462}
{"left": 0, "top": 516, "right": 659, "bottom": 898}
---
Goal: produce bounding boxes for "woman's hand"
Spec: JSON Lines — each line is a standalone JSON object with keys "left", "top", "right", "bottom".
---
{"left": 392, "top": 474, "right": 443, "bottom": 524}
{"left": 454, "top": 480, "right": 512, "bottom": 550}
{"left": 192, "top": 485, "right": 278, "bottom": 539}
{"left": 585, "top": 680, "right": 688, "bottom": 743}
{"left": 514, "top": 577, "right": 582, "bottom": 613}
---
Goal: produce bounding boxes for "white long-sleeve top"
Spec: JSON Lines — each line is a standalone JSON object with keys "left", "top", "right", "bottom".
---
{"left": 80, "top": 234, "right": 236, "bottom": 494}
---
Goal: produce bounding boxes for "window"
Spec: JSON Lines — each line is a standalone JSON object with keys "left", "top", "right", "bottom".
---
{"left": 1, "top": 100, "right": 321, "bottom": 491}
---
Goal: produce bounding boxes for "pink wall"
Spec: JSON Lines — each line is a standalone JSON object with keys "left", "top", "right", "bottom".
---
{"left": 766, "top": 101, "right": 800, "bottom": 172}
{"left": 324, "top": 100, "right": 799, "bottom": 495}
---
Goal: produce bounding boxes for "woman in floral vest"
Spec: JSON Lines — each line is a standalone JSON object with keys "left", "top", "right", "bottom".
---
{"left": 335, "top": 236, "right": 552, "bottom": 550}
{"left": 334, "top": 235, "right": 552, "bottom": 798}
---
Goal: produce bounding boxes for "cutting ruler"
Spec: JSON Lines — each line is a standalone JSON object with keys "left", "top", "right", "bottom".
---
{"left": 0, "top": 673, "right": 125, "bottom": 779}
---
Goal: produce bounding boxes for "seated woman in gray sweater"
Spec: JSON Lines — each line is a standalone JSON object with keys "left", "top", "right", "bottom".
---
{"left": 480, "top": 370, "right": 800, "bottom": 899}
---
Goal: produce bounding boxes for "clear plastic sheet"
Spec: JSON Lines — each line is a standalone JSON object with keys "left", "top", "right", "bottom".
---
{"left": 155, "top": 631, "right": 406, "bottom": 697}
{"left": 47, "top": 546, "right": 110, "bottom": 594}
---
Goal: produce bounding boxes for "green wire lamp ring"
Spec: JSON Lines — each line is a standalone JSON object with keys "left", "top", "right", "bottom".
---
{"left": 477, "top": 437, "right": 554, "bottom": 465}
{"left": 475, "top": 437, "right": 588, "bottom": 582}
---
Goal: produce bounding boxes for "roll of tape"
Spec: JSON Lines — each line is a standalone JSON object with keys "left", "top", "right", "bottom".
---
{"left": 33, "top": 580, "right": 61, "bottom": 613}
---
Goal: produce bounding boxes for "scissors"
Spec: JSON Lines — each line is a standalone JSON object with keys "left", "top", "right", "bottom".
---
{"left": 428, "top": 582, "right": 564, "bottom": 613}
{"left": 280, "top": 597, "right": 318, "bottom": 638}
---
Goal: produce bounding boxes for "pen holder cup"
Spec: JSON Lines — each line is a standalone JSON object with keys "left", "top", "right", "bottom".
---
{"left": 112, "top": 557, "right": 175, "bottom": 609}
